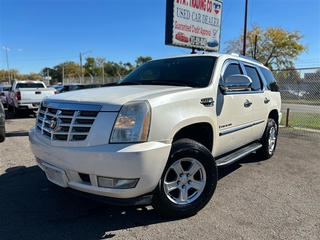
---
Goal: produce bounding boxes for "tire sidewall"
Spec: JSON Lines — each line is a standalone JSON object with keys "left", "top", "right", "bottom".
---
{"left": 0, "top": 126, "right": 5, "bottom": 142}
{"left": 152, "top": 139, "right": 217, "bottom": 217}
{"left": 259, "top": 118, "right": 278, "bottom": 159}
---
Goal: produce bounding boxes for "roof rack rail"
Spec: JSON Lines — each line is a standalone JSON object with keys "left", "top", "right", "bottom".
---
{"left": 230, "top": 53, "right": 264, "bottom": 65}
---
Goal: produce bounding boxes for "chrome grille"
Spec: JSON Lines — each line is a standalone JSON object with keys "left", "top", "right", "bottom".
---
{"left": 36, "top": 102, "right": 101, "bottom": 142}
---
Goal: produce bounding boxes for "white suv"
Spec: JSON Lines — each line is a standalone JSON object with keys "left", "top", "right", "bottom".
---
{"left": 29, "top": 53, "right": 282, "bottom": 217}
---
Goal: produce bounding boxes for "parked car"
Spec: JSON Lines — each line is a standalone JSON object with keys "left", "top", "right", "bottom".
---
{"left": 29, "top": 53, "right": 282, "bottom": 218}
{"left": 175, "top": 32, "right": 189, "bottom": 43}
{"left": 7, "top": 80, "right": 57, "bottom": 117}
{"left": 0, "top": 102, "right": 5, "bottom": 142}
{"left": 0, "top": 84, "right": 11, "bottom": 108}
{"left": 207, "top": 40, "right": 219, "bottom": 47}
{"left": 56, "top": 84, "right": 102, "bottom": 93}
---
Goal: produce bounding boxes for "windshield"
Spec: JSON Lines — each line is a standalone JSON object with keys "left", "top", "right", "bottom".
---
{"left": 118, "top": 56, "right": 216, "bottom": 88}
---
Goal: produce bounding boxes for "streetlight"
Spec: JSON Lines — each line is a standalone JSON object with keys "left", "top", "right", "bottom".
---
{"left": 2, "top": 46, "right": 10, "bottom": 82}
{"left": 79, "top": 50, "right": 92, "bottom": 83}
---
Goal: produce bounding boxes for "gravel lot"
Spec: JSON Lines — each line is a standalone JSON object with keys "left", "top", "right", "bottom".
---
{"left": 1, "top": 110, "right": 319, "bottom": 240}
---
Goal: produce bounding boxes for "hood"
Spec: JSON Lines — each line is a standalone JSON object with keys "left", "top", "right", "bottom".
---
{"left": 44, "top": 85, "right": 194, "bottom": 111}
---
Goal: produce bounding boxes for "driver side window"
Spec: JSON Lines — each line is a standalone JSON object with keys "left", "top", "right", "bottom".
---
{"left": 222, "top": 63, "right": 242, "bottom": 82}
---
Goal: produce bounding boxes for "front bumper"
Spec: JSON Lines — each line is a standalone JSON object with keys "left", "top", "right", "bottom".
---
{"left": 29, "top": 127, "right": 171, "bottom": 200}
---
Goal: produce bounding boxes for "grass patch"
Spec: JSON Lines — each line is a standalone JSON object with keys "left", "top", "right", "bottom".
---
{"left": 281, "top": 112, "right": 320, "bottom": 130}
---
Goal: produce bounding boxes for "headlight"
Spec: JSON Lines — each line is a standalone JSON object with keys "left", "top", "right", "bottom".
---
{"left": 110, "top": 101, "right": 151, "bottom": 143}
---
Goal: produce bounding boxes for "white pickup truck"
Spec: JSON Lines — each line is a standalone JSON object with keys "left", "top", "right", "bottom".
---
{"left": 29, "top": 53, "right": 282, "bottom": 217}
{"left": 7, "top": 80, "right": 56, "bottom": 116}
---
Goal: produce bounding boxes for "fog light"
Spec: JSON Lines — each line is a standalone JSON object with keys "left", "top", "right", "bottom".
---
{"left": 98, "top": 177, "right": 139, "bottom": 189}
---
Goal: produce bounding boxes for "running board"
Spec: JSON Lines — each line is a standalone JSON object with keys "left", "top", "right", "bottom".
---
{"left": 215, "top": 142, "right": 262, "bottom": 167}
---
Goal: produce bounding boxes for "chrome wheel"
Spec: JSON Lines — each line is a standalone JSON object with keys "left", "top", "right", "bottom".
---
{"left": 164, "top": 158, "right": 206, "bottom": 205}
{"left": 268, "top": 125, "right": 277, "bottom": 155}
{"left": 258, "top": 118, "right": 278, "bottom": 160}
{"left": 152, "top": 138, "right": 217, "bottom": 217}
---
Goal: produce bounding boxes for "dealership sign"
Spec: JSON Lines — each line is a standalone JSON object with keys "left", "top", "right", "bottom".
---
{"left": 165, "top": 0, "right": 223, "bottom": 52}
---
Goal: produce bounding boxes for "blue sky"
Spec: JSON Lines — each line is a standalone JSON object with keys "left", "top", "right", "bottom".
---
{"left": 0, "top": 0, "right": 319, "bottom": 74}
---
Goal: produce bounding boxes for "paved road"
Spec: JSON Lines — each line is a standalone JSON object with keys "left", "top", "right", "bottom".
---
{"left": 282, "top": 103, "right": 320, "bottom": 113}
{"left": 1, "top": 110, "right": 319, "bottom": 240}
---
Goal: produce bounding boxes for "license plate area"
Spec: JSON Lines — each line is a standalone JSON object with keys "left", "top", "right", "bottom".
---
{"left": 41, "top": 162, "right": 69, "bottom": 187}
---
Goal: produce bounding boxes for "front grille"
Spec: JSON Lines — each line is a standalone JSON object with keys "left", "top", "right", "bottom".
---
{"left": 36, "top": 102, "right": 101, "bottom": 142}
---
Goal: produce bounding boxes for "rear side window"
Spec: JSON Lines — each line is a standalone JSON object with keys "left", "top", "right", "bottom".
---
{"left": 244, "top": 65, "right": 262, "bottom": 91}
{"left": 259, "top": 67, "right": 279, "bottom": 92}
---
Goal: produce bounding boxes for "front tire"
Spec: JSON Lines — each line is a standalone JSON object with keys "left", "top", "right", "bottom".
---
{"left": 257, "top": 118, "right": 278, "bottom": 159}
{"left": 152, "top": 138, "right": 217, "bottom": 218}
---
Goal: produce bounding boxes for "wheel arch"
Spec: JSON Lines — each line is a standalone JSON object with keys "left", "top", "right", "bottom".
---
{"left": 172, "top": 122, "right": 214, "bottom": 152}
{"left": 268, "top": 109, "right": 279, "bottom": 127}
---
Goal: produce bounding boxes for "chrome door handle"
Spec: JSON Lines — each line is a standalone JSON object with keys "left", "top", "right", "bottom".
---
{"left": 200, "top": 97, "right": 214, "bottom": 107}
{"left": 244, "top": 99, "right": 252, "bottom": 108}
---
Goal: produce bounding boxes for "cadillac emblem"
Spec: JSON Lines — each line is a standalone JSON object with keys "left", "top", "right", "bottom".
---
{"left": 50, "top": 117, "right": 59, "bottom": 132}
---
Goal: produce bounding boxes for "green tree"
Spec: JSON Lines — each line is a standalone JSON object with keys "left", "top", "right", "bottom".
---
{"left": 39, "top": 67, "right": 56, "bottom": 80}
{"left": 53, "top": 61, "right": 81, "bottom": 79}
{"left": 95, "top": 57, "right": 106, "bottom": 77}
{"left": 84, "top": 57, "right": 96, "bottom": 76}
{"left": 135, "top": 56, "right": 152, "bottom": 67}
{"left": 224, "top": 24, "right": 307, "bottom": 70}
{"left": 21, "top": 73, "right": 41, "bottom": 80}
{"left": 273, "top": 68, "right": 301, "bottom": 84}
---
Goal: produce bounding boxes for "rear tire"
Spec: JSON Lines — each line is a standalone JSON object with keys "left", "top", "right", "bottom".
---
{"left": 152, "top": 138, "right": 217, "bottom": 218}
{"left": 257, "top": 118, "right": 278, "bottom": 159}
{"left": 8, "top": 104, "right": 13, "bottom": 112}
{"left": 13, "top": 106, "right": 20, "bottom": 117}
{"left": 0, "top": 126, "right": 5, "bottom": 142}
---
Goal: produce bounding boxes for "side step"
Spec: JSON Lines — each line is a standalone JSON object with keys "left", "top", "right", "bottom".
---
{"left": 215, "top": 142, "right": 262, "bottom": 167}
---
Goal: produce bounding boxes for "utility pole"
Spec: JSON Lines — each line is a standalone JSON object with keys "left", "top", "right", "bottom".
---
{"left": 102, "top": 62, "right": 105, "bottom": 84}
{"left": 62, "top": 65, "right": 65, "bottom": 85}
{"left": 3, "top": 46, "right": 10, "bottom": 82}
{"left": 79, "top": 50, "right": 92, "bottom": 84}
{"left": 243, "top": 0, "right": 248, "bottom": 56}
{"left": 79, "top": 53, "right": 83, "bottom": 83}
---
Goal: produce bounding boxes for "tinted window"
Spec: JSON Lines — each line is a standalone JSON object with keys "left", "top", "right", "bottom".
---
{"left": 222, "top": 63, "right": 242, "bottom": 81}
{"left": 0, "top": 86, "right": 10, "bottom": 91}
{"left": 16, "top": 83, "right": 45, "bottom": 88}
{"left": 259, "top": 66, "right": 279, "bottom": 92}
{"left": 244, "top": 65, "right": 262, "bottom": 91}
{"left": 119, "top": 56, "right": 216, "bottom": 88}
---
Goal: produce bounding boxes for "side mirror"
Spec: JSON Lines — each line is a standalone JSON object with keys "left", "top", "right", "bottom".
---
{"left": 219, "top": 74, "right": 252, "bottom": 92}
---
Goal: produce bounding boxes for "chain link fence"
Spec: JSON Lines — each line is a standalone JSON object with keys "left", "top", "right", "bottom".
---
{"left": 19, "top": 67, "right": 320, "bottom": 141}
{"left": 58, "top": 68, "right": 320, "bottom": 141}
{"left": 61, "top": 75, "right": 121, "bottom": 85}
{"left": 274, "top": 67, "right": 320, "bottom": 141}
